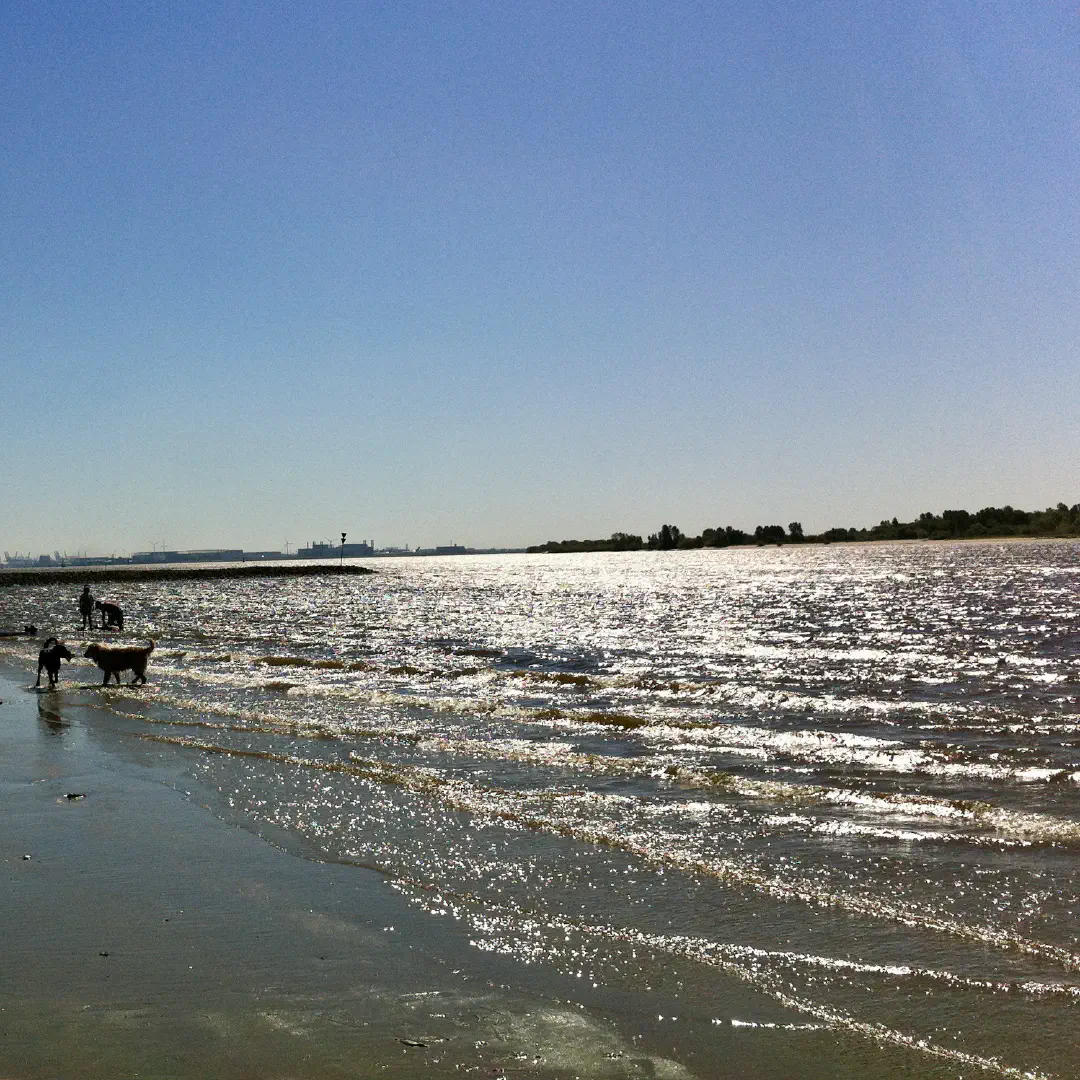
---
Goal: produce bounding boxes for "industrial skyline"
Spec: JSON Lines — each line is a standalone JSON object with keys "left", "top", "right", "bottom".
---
{"left": 0, "top": 538, "right": 491, "bottom": 568}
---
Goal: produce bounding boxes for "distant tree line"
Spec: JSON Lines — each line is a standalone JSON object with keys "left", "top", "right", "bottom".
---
{"left": 525, "top": 502, "right": 1080, "bottom": 553}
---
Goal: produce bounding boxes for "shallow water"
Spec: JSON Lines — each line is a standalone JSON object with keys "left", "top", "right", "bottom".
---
{"left": 3, "top": 541, "right": 1079, "bottom": 1078}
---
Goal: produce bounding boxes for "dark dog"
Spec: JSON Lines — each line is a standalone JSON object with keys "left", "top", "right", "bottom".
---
{"left": 36, "top": 637, "right": 74, "bottom": 688}
{"left": 84, "top": 640, "right": 155, "bottom": 686}
{"left": 94, "top": 600, "right": 124, "bottom": 631}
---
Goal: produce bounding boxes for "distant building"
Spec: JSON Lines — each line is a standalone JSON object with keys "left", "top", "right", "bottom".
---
{"left": 297, "top": 540, "right": 373, "bottom": 558}
{"left": 434, "top": 545, "right": 467, "bottom": 555}
{"left": 131, "top": 549, "right": 244, "bottom": 564}
{"left": 130, "top": 551, "right": 167, "bottom": 564}
{"left": 178, "top": 549, "right": 244, "bottom": 563}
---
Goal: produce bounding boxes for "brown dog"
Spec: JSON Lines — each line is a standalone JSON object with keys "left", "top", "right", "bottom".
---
{"left": 84, "top": 640, "right": 155, "bottom": 686}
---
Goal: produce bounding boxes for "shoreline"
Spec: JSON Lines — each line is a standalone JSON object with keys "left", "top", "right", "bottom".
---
{"left": 527, "top": 533, "right": 1080, "bottom": 554}
{"left": 0, "top": 562, "right": 376, "bottom": 588}
{"left": 0, "top": 662, "right": 731, "bottom": 1079}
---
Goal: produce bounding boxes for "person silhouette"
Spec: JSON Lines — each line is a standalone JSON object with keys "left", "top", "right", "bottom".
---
{"left": 78, "top": 585, "right": 93, "bottom": 630}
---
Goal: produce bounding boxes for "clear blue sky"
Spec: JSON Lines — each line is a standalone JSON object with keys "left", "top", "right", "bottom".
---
{"left": 3, "top": 1, "right": 1077, "bottom": 553}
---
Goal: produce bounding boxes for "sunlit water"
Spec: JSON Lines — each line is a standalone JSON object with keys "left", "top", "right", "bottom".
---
{"left": 3, "top": 541, "right": 1079, "bottom": 1077}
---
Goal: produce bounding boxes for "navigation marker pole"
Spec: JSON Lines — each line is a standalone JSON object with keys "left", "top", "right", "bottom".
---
{"left": 340, "top": 532, "right": 346, "bottom": 567}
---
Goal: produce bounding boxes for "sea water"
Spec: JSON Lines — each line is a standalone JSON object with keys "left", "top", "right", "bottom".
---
{"left": 1, "top": 540, "right": 1078, "bottom": 1078}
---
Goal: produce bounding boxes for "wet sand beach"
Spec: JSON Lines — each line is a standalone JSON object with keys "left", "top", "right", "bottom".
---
{"left": 2, "top": 669, "right": 485, "bottom": 1078}
{"left": 0, "top": 671, "right": 601, "bottom": 1076}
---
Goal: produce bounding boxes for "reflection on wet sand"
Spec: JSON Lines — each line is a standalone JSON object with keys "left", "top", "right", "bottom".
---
{"left": 37, "top": 691, "right": 71, "bottom": 731}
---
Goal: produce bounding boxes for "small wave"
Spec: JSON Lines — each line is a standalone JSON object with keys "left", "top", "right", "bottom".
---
{"left": 258, "top": 684, "right": 1069, "bottom": 792}
{"left": 120, "top": 653, "right": 1076, "bottom": 791}
{"left": 130, "top": 732, "right": 1080, "bottom": 975}
{"left": 116, "top": 691, "right": 428, "bottom": 745}
{"left": 713, "top": 776, "right": 1080, "bottom": 846}
{"left": 392, "top": 884, "right": 1060, "bottom": 1080}
{"left": 441, "top": 666, "right": 480, "bottom": 679}
{"left": 795, "top": 818, "right": 1034, "bottom": 848}
{"left": 579, "top": 710, "right": 650, "bottom": 729}
{"left": 166, "top": 709, "right": 1067, "bottom": 852}
{"left": 408, "top": 731, "right": 1080, "bottom": 847}
{"left": 729, "top": 1019, "right": 826, "bottom": 1030}
{"left": 641, "top": 721, "right": 1080, "bottom": 786}
{"left": 509, "top": 669, "right": 595, "bottom": 688}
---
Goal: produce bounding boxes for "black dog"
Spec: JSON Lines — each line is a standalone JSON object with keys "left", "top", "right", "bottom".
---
{"left": 95, "top": 600, "right": 124, "bottom": 631}
{"left": 36, "top": 637, "right": 74, "bottom": 688}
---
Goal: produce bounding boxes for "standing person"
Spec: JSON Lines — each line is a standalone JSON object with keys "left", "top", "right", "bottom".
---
{"left": 78, "top": 585, "right": 93, "bottom": 631}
